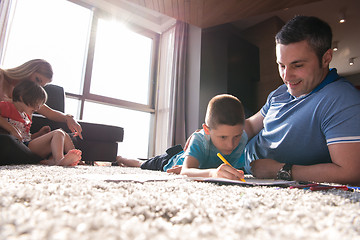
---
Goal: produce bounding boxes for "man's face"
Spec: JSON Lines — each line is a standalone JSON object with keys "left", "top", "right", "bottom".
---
{"left": 205, "top": 124, "right": 244, "bottom": 156}
{"left": 276, "top": 40, "right": 331, "bottom": 98}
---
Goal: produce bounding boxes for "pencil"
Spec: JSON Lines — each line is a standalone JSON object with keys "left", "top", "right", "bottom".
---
{"left": 217, "top": 153, "right": 246, "bottom": 182}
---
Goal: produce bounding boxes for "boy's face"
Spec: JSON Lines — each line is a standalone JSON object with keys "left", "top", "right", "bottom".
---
{"left": 17, "top": 101, "right": 43, "bottom": 116}
{"left": 204, "top": 123, "right": 244, "bottom": 155}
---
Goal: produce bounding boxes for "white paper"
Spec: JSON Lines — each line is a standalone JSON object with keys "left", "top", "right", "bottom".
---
{"left": 80, "top": 173, "right": 185, "bottom": 183}
{"left": 189, "top": 177, "right": 296, "bottom": 186}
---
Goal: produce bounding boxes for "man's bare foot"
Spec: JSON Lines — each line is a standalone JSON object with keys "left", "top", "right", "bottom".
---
{"left": 57, "top": 149, "right": 82, "bottom": 166}
{"left": 115, "top": 156, "right": 143, "bottom": 167}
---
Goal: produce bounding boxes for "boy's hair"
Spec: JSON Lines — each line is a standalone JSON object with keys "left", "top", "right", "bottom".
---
{"left": 275, "top": 15, "right": 332, "bottom": 66}
{"left": 205, "top": 94, "right": 245, "bottom": 129}
{"left": 12, "top": 80, "right": 48, "bottom": 108}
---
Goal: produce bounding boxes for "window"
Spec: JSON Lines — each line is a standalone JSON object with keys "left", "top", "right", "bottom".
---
{"left": 1, "top": 0, "right": 92, "bottom": 95}
{"left": 0, "top": 0, "right": 160, "bottom": 158}
{"left": 90, "top": 18, "right": 153, "bottom": 105}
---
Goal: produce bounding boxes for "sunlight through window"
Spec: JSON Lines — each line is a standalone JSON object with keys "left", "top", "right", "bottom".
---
{"left": 91, "top": 18, "right": 153, "bottom": 104}
{"left": 83, "top": 101, "right": 151, "bottom": 158}
{"left": 1, "top": 0, "right": 92, "bottom": 95}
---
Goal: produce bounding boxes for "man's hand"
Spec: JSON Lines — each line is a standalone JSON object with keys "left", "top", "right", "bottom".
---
{"left": 250, "top": 159, "right": 283, "bottom": 179}
{"left": 210, "top": 164, "right": 245, "bottom": 180}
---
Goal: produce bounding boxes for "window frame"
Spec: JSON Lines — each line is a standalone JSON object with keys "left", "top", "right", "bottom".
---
{"left": 66, "top": 8, "right": 160, "bottom": 120}
{"left": 0, "top": 0, "right": 163, "bottom": 157}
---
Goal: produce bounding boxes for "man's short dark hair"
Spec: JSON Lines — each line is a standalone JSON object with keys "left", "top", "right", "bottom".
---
{"left": 275, "top": 16, "right": 332, "bottom": 65}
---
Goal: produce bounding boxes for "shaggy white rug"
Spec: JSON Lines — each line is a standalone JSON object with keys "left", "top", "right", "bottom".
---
{"left": 1, "top": 165, "right": 360, "bottom": 240}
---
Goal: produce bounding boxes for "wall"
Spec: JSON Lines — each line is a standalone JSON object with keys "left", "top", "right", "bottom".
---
{"left": 198, "top": 25, "right": 230, "bottom": 127}
{"left": 198, "top": 24, "right": 259, "bottom": 126}
{"left": 240, "top": 17, "right": 284, "bottom": 110}
{"left": 184, "top": 17, "right": 284, "bottom": 137}
{"left": 345, "top": 73, "right": 360, "bottom": 88}
{"left": 227, "top": 34, "right": 259, "bottom": 116}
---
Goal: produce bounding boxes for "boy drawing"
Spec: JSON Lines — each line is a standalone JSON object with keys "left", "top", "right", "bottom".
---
{"left": 116, "top": 94, "right": 248, "bottom": 180}
{"left": 0, "top": 80, "right": 81, "bottom": 166}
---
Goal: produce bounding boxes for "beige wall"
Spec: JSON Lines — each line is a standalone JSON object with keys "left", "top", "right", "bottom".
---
{"left": 240, "top": 17, "right": 284, "bottom": 111}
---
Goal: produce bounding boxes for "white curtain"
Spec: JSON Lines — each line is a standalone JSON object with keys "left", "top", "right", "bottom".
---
{"left": 169, "top": 21, "right": 188, "bottom": 147}
{"left": 154, "top": 20, "right": 188, "bottom": 155}
{"left": 0, "top": 0, "right": 15, "bottom": 63}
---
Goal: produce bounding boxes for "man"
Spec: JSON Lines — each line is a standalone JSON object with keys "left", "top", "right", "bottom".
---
{"left": 244, "top": 16, "right": 360, "bottom": 185}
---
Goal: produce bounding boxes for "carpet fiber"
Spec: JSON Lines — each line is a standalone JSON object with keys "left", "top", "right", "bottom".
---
{"left": 1, "top": 165, "right": 360, "bottom": 240}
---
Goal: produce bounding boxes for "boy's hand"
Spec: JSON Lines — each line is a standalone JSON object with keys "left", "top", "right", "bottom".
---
{"left": 212, "top": 164, "right": 245, "bottom": 180}
{"left": 166, "top": 165, "right": 182, "bottom": 174}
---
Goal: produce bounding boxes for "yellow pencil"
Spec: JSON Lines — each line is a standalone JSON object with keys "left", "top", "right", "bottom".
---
{"left": 217, "top": 153, "right": 246, "bottom": 182}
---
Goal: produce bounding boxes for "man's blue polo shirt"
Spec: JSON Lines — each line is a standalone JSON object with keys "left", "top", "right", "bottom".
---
{"left": 243, "top": 68, "right": 360, "bottom": 173}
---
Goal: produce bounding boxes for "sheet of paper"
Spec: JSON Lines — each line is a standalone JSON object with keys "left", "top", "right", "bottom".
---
{"left": 189, "top": 177, "right": 296, "bottom": 186}
{"left": 80, "top": 174, "right": 295, "bottom": 186}
{"left": 80, "top": 173, "right": 185, "bottom": 183}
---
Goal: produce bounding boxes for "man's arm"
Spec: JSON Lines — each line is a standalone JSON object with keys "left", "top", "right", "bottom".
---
{"left": 251, "top": 142, "right": 360, "bottom": 185}
{"left": 294, "top": 142, "right": 360, "bottom": 185}
{"left": 245, "top": 111, "right": 264, "bottom": 140}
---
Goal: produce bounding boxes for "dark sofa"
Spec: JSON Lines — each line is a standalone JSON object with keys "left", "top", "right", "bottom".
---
{"left": 0, "top": 84, "right": 124, "bottom": 165}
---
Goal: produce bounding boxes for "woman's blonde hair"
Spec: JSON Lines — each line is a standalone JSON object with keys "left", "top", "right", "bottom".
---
{"left": 2, "top": 59, "right": 53, "bottom": 82}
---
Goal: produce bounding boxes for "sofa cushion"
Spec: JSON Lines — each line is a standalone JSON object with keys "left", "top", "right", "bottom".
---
{"left": 43, "top": 84, "right": 65, "bottom": 112}
{"left": 0, "top": 134, "right": 42, "bottom": 165}
{"left": 31, "top": 114, "right": 124, "bottom": 163}
{"left": 30, "top": 83, "right": 124, "bottom": 163}
{"left": 31, "top": 115, "right": 124, "bottom": 143}
{"left": 76, "top": 140, "right": 118, "bottom": 162}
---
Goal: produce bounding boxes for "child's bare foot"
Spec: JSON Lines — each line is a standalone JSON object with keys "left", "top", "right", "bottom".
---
{"left": 57, "top": 149, "right": 82, "bottom": 166}
{"left": 115, "top": 156, "right": 143, "bottom": 167}
{"left": 39, "top": 126, "right": 51, "bottom": 135}
{"left": 31, "top": 126, "right": 51, "bottom": 139}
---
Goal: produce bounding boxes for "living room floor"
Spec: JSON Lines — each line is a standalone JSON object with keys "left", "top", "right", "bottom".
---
{"left": 1, "top": 164, "right": 360, "bottom": 239}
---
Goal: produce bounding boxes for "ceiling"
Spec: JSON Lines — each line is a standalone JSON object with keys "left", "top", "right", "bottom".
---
{"left": 105, "top": 0, "right": 360, "bottom": 76}
{"left": 120, "top": 0, "right": 320, "bottom": 28}
{"left": 231, "top": 0, "right": 360, "bottom": 76}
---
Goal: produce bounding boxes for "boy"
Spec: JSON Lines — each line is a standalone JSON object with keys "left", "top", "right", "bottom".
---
{"left": 116, "top": 94, "right": 248, "bottom": 180}
{"left": 0, "top": 80, "right": 81, "bottom": 166}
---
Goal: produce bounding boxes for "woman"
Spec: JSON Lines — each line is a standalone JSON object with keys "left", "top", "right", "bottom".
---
{"left": 0, "top": 59, "right": 82, "bottom": 137}
{"left": 0, "top": 59, "right": 82, "bottom": 164}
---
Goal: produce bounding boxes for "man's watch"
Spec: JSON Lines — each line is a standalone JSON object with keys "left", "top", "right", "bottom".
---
{"left": 277, "top": 163, "right": 293, "bottom": 181}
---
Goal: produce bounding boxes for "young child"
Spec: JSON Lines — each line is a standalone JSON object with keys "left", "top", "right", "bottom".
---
{"left": 116, "top": 94, "right": 248, "bottom": 180}
{"left": 0, "top": 80, "right": 81, "bottom": 166}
